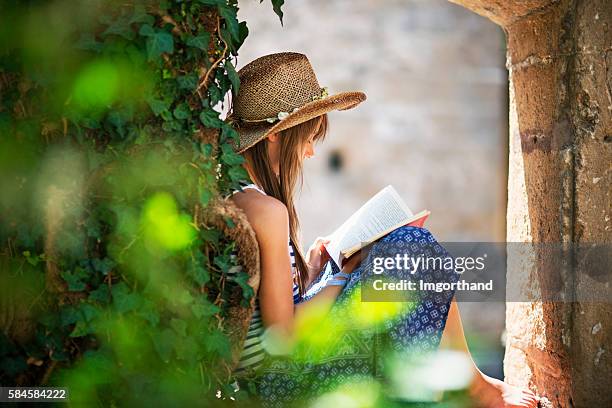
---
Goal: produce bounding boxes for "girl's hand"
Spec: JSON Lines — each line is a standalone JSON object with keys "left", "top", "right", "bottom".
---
{"left": 305, "top": 237, "right": 331, "bottom": 279}
{"left": 340, "top": 251, "right": 362, "bottom": 275}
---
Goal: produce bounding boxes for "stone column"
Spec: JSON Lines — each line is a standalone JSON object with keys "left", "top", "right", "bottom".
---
{"left": 449, "top": 0, "right": 611, "bottom": 406}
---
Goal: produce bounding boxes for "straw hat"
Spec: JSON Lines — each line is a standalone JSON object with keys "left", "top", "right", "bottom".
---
{"left": 229, "top": 52, "right": 366, "bottom": 153}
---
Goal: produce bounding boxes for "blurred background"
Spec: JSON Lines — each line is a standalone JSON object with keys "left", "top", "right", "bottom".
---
{"left": 236, "top": 0, "right": 508, "bottom": 380}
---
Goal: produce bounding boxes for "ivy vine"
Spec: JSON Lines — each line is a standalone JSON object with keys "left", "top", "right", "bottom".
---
{"left": 0, "top": 0, "right": 284, "bottom": 404}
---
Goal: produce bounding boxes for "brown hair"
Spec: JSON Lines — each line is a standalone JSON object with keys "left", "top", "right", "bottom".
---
{"left": 242, "top": 114, "right": 328, "bottom": 296}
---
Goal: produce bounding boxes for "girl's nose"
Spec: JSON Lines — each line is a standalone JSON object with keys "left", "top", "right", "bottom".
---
{"left": 305, "top": 144, "right": 315, "bottom": 159}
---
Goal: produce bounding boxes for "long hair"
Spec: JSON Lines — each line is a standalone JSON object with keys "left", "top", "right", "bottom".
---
{"left": 242, "top": 114, "right": 328, "bottom": 296}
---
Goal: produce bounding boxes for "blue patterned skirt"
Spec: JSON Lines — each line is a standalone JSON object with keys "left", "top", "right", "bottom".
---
{"left": 237, "top": 226, "right": 459, "bottom": 406}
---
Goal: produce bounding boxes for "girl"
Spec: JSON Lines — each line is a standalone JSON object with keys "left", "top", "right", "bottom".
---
{"left": 227, "top": 52, "right": 538, "bottom": 408}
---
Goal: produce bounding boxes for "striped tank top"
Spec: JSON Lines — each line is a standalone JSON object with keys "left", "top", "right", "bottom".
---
{"left": 229, "top": 183, "right": 300, "bottom": 375}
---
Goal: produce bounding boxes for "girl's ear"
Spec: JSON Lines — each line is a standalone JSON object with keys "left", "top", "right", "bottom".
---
{"left": 267, "top": 133, "right": 280, "bottom": 143}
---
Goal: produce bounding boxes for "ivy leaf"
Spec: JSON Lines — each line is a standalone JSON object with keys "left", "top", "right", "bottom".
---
{"left": 221, "top": 125, "right": 239, "bottom": 143}
{"left": 230, "top": 271, "right": 255, "bottom": 301}
{"left": 138, "top": 24, "right": 155, "bottom": 37}
{"left": 60, "top": 306, "right": 80, "bottom": 326}
{"left": 130, "top": 5, "right": 155, "bottom": 25}
{"left": 214, "top": 254, "right": 231, "bottom": 273}
{"left": 146, "top": 98, "right": 170, "bottom": 116}
{"left": 145, "top": 31, "right": 174, "bottom": 61}
{"left": 89, "top": 285, "right": 111, "bottom": 304}
{"left": 60, "top": 267, "right": 89, "bottom": 292}
{"left": 177, "top": 74, "right": 198, "bottom": 91}
{"left": 269, "top": 0, "right": 285, "bottom": 25}
{"left": 112, "top": 282, "right": 142, "bottom": 313}
{"left": 173, "top": 103, "right": 190, "bottom": 120}
{"left": 191, "top": 301, "right": 219, "bottom": 319}
{"left": 69, "top": 320, "right": 90, "bottom": 337}
{"left": 198, "top": 187, "right": 213, "bottom": 208}
{"left": 186, "top": 33, "right": 210, "bottom": 50}
{"left": 204, "top": 330, "right": 230, "bottom": 357}
{"left": 137, "top": 299, "right": 160, "bottom": 326}
{"left": 228, "top": 165, "right": 248, "bottom": 182}
{"left": 92, "top": 257, "right": 115, "bottom": 275}
{"left": 199, "top": 109, "right": 223, "bottom": 128}
{"left": 220, "top": 143, "right": 244, "bottom": 165}
{"left": 152, "top": 328, "right": 174, "bottom": 362}
{"left": 217, "top": 5, "right": 240, "bottom": 43}
{"left": 225, "top": 60, "right": 240, "bottom": 95}
{"left": 208, "top": 84, "right": 223, "bottom": 106}
{"left": 197, "top": 0, "right": 225, "bottom": 6}
{"left": 188, "top": 261, "right": 210, "bottom": 286}
{"left": 102, "top": 14, "right": 135, "bottom": 40}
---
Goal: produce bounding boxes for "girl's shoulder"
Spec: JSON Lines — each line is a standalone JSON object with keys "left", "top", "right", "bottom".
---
{"left": 230, "top": 189, "right": 288, "bottom": 233}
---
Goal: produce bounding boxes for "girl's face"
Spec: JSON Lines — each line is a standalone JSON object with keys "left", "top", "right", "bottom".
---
{"left": 302, "top": 132, "right": 317, "bottom": 160}
{"left": 266, "top": 125, "right": 319, "bottom": 176}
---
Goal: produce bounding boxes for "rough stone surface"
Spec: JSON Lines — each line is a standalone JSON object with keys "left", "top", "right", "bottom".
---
{"left": 453, "top": 0, "right": 611, "bottom": 406}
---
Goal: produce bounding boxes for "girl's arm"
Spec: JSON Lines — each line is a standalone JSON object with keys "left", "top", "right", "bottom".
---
{"left": 246, "top": 196, "right": 358, "bottom": 341}
{"left": 440, "top": 300, "right": 540, "bottom": 408}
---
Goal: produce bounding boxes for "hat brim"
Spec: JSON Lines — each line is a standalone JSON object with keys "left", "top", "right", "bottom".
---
{"left": 233, "top": 91, "right": 366, "bottom": 153}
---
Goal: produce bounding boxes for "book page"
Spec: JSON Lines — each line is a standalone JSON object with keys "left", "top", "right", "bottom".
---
{"left": 324, "top": 185, "right": 413, "bottom": 266}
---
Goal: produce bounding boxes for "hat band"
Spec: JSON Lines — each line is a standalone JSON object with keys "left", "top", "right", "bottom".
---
{"left": 235, "top": 87, "right": 329, "bottom": 124}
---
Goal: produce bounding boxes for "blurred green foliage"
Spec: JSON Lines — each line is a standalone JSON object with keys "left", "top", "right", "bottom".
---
{"left": 0, "top": 0, "right": 284, "bottom": 405}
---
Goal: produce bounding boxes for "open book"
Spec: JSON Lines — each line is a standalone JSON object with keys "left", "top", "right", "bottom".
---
{"left": 323, "top": 185, "right": 430, "bottom": 267}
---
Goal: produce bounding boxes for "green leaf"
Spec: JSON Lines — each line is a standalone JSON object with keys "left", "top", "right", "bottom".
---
{"left": 146, "top": 31, "right": 174, "bottom": 61}
{"left": 152, "top": 328, "right": 174, "bottom": 362}
{"left": 137, "top": 300, "right": 160, "bottom": 326}
{"left": 199, "top": 109, "right": 223, "bottom": 128}
{"left": 214, "top": 254, "right": 231, "bottom": 272}
{"left": 60, "top": 306, "right": 81, "bottom": 326}
{"left": 224, "top": 216, "right": 236, "bottom": 228}
{"left": 177, "top": 74, "right": 198, "bottom": 91}
{"left": 220, "top": 143, "right": 244, "bottom": 165}
{"left": 92, "top": 257, "right": 115, "bottom": 275}
{"left": 147, "top": 98, "right": 170, "bottom": 115}
{"left": 89, "top": 285, "right": 111, "bottom": 304}
{"left": 197, "top": 0, "right": 225, "bottom": 6}
{"left": 186, "top": 33, "right": 210, "bottom": 50}
{"left": 221, "top": 125, "right": 239, "bottom": 143}
{"left": 198, "top": 187, "right": 213, "bottom": 207}
{"left": 218, "top": 5, "right": 240, "bottom": 43}
{"left": 112, "top": 282, "right": 142, "bottom": 313}
{"left": 173, "top": 103, "right": 190, "bottom": 120}
{"left": 191, "top": 301, "right": 219, "bottom": 319}
{"left": 225, "top": 60, "right": 240, "bottom": 95}
{"left": 230, "top": 271, "right": 255, "bottom": 301}
{"left": 60, "top": 267, "right": 88, "bottom": 292}
{"left": 204, "top": 330, "right": 230, "bottom": 357}
{"left": 138, "top": 24, "right": 155, "bottom": 37}
{"left": 102, "top": 14, "right": 135, "bottom": 40}
{"left": 130, "top": 5, "right": 155, "bottom": 25}
{"left": 69, "top": 320, "right": 90, "bottom": 337}
{"left": 228, "top": 165, "right": 248, "bottom": 182}
{"left": 271, "top": 0, "right": 285, "bottom": 25}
